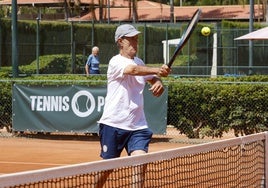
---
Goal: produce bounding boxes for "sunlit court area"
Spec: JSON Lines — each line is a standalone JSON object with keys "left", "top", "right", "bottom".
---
{"left": 0, "top": 129, "right": 266, "bottom": 187}
{"left": 0, "top": 128, "right": 192, "bottom": 174}
{"left": 0, "top": 0, "right": 268, "bottom": 187}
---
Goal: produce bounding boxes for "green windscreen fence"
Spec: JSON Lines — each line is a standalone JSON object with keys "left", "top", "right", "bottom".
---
{"left": 12, "top": 84, "right": 168, "bottom": 134}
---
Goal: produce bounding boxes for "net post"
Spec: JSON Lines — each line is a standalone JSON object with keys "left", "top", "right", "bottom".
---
{"left": 264, "top": 132, "right": 268, "bottom": 188}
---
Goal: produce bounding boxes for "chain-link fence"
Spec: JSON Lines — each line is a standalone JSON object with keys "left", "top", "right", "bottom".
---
{"left": 0, "top": 80, "right": 12, "bottom": 133}
{"left": 1, "top": 20, "right": 268, "bottom": 76}
{"left": 1, "top": 79, "right": 267, "bottom": 139}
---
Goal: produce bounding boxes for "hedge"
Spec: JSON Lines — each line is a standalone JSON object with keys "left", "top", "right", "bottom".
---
{"left": 0, "top": 55, "right": 267, "bottom": 138}
{"left": 167, "top": 81, "right": 268, "bottom": 138}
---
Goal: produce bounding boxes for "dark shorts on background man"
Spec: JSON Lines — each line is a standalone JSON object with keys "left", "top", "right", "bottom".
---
{"left": 90, "top": 70, "right": 100, "bottom": 74}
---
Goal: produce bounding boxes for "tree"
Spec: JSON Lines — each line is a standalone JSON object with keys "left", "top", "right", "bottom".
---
{"left": 99, "top": 0, "right": 104, "bottom": 22}
{"left": 195, "top": 0, "right": 248, "bottom": 5}
{"left": 90, "top": 0, "right": 97, "bottom": 20}
{"left": 157, "top": 0, "right": 249, "bottom": 5}
{"left": 63, "top": 0, "right": 82, "bottom": 20}
{"left": 128, "top": 0, "right": 138, "bottom": 22}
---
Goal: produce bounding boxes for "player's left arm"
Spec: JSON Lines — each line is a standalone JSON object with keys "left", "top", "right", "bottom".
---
{"left": 147, "top": 76, "right": 165, "bottom": 97}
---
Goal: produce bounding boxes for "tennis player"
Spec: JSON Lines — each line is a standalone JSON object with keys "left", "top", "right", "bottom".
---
{"left": 98, "top": 24, "right": 170, "bottom": 160}
{"left": 95, "top": 24, "right": 170, "bottom": 187}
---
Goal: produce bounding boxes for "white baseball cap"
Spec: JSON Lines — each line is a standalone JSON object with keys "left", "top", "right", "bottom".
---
{"left": 114, "top": 24, "right": 141, "bottom": 42}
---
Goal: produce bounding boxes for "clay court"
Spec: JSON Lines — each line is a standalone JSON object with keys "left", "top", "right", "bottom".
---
{"left": 0, "top": 129, "right": 265, "bottom": 188}
{"left": 0, "top": 130, "right": 193, "bottom": 175}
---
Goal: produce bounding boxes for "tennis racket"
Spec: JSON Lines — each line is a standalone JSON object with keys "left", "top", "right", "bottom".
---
{"left": 167, "top": 8, "right": 202, "bottom": 68}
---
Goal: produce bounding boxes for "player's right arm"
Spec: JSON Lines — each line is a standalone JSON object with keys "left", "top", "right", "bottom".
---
{"left": 124, "top": 64, "right": 170, "bottom": 77}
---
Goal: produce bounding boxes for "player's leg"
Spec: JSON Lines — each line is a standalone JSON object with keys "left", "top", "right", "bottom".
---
{"left": 128, "top": 128, "right": 153, "bottom": 188}
{"left": 92, "top": 170, "right": 112, "bottom": 188}
{"left": 94, "top": 124, "right": 131, "bottom": 187}
{"left": 99, "top": 124, "right": 132, "bottom": 159}
{"left": 127, "top": 128, "right": 153, "bottom": 156}
{"left": 131, "top": 150, "right": 146, "bottom": 155}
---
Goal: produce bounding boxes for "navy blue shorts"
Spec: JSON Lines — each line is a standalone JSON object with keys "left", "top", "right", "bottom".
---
{"left": 90, "top": 69, "right": 100, "bottom": 74}
{"left": 99, "top": 123, "right": 153, "bottom": 159}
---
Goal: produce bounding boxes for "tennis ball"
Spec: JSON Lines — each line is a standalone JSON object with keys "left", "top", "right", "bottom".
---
{"left": 201, "top": 27, "right": 211, "bottom": 36}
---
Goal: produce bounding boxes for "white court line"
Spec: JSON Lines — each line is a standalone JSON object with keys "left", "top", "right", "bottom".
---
{"left": 0, "top": 161, "right": 67, "bottom": 166}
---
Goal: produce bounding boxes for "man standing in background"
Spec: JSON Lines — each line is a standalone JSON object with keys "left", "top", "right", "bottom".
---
{"left": 85, "top": 46, "right": 100, "bottom": 75}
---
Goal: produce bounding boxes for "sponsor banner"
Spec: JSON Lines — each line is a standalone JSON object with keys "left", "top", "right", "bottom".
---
{"left": 12, "top": 84, "right": 168, "bottom": 134}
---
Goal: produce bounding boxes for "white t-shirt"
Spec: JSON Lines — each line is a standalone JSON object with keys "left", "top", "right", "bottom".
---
{"left": 98, "top": 54, "right": 155, "bottom": 131}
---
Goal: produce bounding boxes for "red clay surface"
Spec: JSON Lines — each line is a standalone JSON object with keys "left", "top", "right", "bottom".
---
{"left": 0, "top": 133, "right": 192, "bottom": 175}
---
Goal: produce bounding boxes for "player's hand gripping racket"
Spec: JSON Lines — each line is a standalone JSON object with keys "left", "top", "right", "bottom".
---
{"left": 167, "top": 8, "right": 202, "bottom": 68}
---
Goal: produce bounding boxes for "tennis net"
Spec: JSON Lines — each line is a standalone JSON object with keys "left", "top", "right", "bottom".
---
{"left": 0, "top": 132, "right": 267, "bottom": 188}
